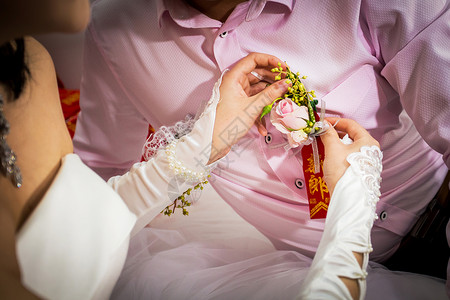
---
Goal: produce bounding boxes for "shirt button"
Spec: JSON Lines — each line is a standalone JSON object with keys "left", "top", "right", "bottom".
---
{"left": 295, "top": 178, "right": 304, "bottom": 189}
{"left": 380, "top": 211, "right": 388, "bottom": 221}
{"left": 219, "top": 31, "right": 228, "bottom": 38}
{"left": 265, "top": 133, "right": 272, "bottom": 144}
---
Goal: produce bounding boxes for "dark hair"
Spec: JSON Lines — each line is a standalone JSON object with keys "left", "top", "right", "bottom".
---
{"left": 0, "top": 38, "right": 30, "bottom": 101}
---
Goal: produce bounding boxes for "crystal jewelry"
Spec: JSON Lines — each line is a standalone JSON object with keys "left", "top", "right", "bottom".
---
{"left": 0, "top": 94, "right": 22, "bottom": 187}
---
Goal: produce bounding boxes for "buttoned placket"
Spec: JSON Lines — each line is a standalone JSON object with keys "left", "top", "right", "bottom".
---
{"left": 295, "top": 178, "right": 305, "bottom": 189}
{"left": 260, "top": 128, "right": 309, "bottom": 203}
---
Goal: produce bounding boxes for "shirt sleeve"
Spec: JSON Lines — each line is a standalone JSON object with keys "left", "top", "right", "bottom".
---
{"left": 362, "top": 1, "right": 450, "bottom": 168}
{"left": 73, "top": 22, "right": 150, "bottom": 180}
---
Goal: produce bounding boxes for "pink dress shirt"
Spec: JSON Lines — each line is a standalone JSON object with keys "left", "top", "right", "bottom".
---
{"left": 73, "top": 0, "right": 450, "bottom": 263}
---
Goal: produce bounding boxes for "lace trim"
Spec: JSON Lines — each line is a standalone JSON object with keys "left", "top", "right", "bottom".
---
{"left": 346, "top": 145, "right": 383, "bottom": 253}
{"left": 141, "top": 115, "right": 195, "bottom": 161}
{"left": 347, "top": 145, "right": 382, "bottom": 217}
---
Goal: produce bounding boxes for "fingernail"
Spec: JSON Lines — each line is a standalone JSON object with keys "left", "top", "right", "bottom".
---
{"left": 277, "top": 79, "right": 292, "bottom": 89}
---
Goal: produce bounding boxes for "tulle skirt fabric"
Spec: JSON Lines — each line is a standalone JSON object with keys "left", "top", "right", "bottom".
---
{"left": 111, "top": 186, "right": 447, "bottom": 300}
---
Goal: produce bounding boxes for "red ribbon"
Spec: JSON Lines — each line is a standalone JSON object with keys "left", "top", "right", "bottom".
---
{"left": 301, "top": 135, "right": 330, "bottom": 219}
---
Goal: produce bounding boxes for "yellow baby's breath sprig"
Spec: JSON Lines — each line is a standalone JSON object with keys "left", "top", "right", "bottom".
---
{"left": 260, "top": 62, "right": 319, "bottom": 134}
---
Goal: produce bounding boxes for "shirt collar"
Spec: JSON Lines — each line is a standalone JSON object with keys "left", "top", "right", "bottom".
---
{"left": 157, "top": 0, "right": 295, "bottom": 28}
{"left": 246, "top": 0, "right": 294, "bottom": 21}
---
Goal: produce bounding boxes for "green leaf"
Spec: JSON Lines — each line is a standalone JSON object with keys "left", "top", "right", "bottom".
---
{"left": 310, "top": 99, "right": 319, "bottom": 112}
{"left": 260, "top": 104, "right": 273, "bottom": 120}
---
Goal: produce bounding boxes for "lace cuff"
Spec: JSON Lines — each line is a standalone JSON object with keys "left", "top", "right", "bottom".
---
{"left": 346, "top": 146, "right": 383, "bottom": 225}
{"left": 141, "top": 115, "right": 195, "bottom": 161}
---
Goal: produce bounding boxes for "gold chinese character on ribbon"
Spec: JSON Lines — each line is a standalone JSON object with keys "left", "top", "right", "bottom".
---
{"left": 308, "top": 174, "right": 329, "bottom": 199}
{"left": 305, "top": 153, "right": 324, "bottom": 174}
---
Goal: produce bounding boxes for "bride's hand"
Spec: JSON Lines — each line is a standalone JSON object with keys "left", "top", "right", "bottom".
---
{"left": 209, "top": 53, "right": 291, "bottom": 163}
{"left": 320, "top": 118, "right": 380, "bottom": 195}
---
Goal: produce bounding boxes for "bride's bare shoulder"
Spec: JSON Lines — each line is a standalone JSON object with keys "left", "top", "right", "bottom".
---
{"left": 23, "top": 36, "right": 62, "bottom": 103}
{"left": 1, "top": 36, "right": 73, "bottom": 229}
{"left": 25, "top": 36, "right": 54, "bottom": 70}
{"left": 20, "top": 36, "right": 73, "bottom": 152}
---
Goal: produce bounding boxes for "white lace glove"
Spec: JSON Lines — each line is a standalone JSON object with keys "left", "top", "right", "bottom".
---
{"left": 298, "top": 145, "right": 383, "bottom": 300}
{"left": 108, "top": 76, "right": 225, "bottom": 236}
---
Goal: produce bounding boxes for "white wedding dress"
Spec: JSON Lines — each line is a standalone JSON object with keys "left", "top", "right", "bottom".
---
{"left": 110, "top": 153, "right": 447, "bottom": 300}
{"left": 16, "top": 77, "right": 447, "bottom": 300}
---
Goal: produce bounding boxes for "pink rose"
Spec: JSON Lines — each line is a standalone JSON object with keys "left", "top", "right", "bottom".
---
{"left": 270, "top": 99, "right": 309, "bottom": 148}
